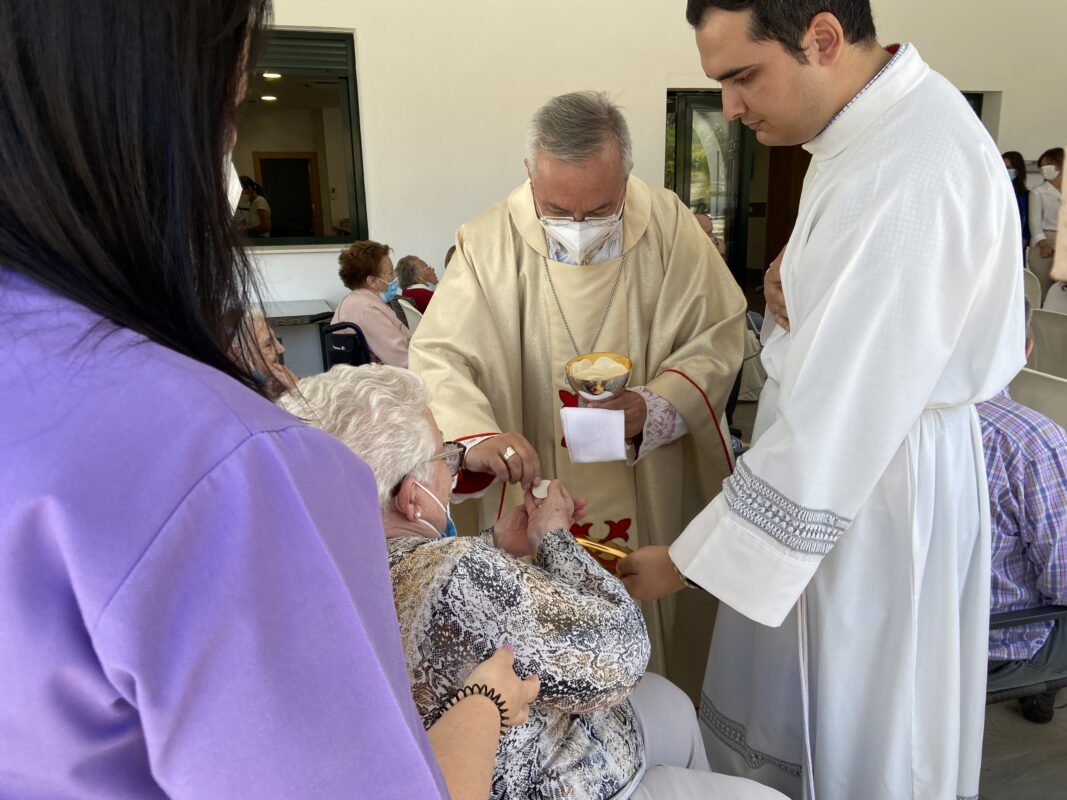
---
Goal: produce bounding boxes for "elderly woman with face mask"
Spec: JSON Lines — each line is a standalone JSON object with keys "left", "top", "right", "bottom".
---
{"left": 279, "top": 365, "right": 786, "bottom": 800}
{"left": 331, "top": 240, "right": 412, "bottom": 367}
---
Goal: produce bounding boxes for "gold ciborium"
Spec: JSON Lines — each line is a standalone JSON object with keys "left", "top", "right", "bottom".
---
{"left": 564, "top": 352, "right": 632, "bottom": 402}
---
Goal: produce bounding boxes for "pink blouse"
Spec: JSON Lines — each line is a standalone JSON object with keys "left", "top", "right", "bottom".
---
{"left": 331, "top": 288, "right": 412, "bottom": 368}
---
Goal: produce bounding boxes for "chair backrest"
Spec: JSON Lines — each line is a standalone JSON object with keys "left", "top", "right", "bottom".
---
{"left": 1023, "top": 269, "right": 1042, "bottom": 311}
{"left": 986, "top": 605, "right": 1067, "bottom": 705}
{"left": 397, "top": 298, "right": 423, "bottom": 331}
{"left": 1009, "top": 368, "right": 1067, "bottom": 431}
{"left": 1028, "top": 309, "right": 1067, "bottom": 379}
{"left": 321, "top": 322, "right": 372, "bottom": 369}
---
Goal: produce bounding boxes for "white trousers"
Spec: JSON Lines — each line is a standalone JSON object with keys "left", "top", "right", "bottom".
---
{"left": 619, "top": 673, "right": 787, "bottom": 800}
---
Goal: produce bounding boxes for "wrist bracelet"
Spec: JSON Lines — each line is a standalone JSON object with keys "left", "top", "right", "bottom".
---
{"left": 440, "top": 683, "right": 511, "bottom": 735}
{"left": 670, "top": 558, "right": 697, "bottom": 590}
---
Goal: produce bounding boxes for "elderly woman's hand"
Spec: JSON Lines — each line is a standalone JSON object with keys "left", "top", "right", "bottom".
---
{"left": 494, "top": 505, "right": 534, "bottom": 557}
{"left": 524, "top": 480, "right": 575, "bottom": 551}
{"left": 495, "top": 488, "right": 588, "bottom": 557}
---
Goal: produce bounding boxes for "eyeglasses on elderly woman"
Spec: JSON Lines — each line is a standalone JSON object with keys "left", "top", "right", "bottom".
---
{"left": 391, "top": 441, "right": 465, "bottom": 496}
{"left": 428, "top": 441, "right": 465, "bottom": 476}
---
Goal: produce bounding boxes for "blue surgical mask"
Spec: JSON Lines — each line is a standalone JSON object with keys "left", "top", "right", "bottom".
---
{"left": 414, "top": 480, "right": 457, "bottom": 538}
{"left": 378, "top": 277, "right": 400, "bottom": 303}
{"left": 1007, "top": 168, "right": 1018, "bottom": 180}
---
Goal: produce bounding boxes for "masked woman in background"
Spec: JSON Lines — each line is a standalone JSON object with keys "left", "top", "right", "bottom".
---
{"left": 331, "top": 239, "right": 413, "bottom": 367}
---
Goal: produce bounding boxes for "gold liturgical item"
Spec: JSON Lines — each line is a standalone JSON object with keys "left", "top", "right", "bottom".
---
{"left": 565, "top": 352, "right": 632, "bottom": 402}
{"left": 575, "top": 537, "right": 633, "bottom": 560}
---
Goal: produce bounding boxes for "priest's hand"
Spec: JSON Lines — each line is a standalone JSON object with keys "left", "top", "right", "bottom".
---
{"left": 618, "top": 546, "right": 687, "bottom": 601}
{"left": 587, "top": 389, "right": 647, "bottom": 439}
{"left": 765, "top": 248, "right": 789, "bottom": 331}
{"left": 465, "top": 433, "right": 541, "bottom": 490}
{"left": 1038, "top": 240, "right": 1054, "bottom": 259}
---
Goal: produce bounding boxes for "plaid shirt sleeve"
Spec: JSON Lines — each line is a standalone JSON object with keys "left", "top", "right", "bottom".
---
{"left": 1023, "top": 441, "right": 1067, "bottom": 606}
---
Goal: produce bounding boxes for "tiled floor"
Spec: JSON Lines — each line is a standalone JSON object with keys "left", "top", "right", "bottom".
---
{"left": 981, "top": 698, "right": 1067, "bottom": 799}
{"left": 730, "top": 403, "right": 1067, "bottom": 798}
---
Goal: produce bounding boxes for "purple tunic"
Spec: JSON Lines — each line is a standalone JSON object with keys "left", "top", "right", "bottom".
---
{"left": 0, "top": 270, "right": 447, "bottom": 799}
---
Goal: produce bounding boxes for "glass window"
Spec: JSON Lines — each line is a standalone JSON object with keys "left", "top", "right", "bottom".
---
{"left": 233, "top": 31, "right": 368, "bottom": 246}
{"left": 666, "top": 90, "right": 750, "bottom": 278}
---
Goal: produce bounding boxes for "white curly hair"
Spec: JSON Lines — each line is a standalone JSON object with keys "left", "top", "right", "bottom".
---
{"left": 277, "top": 364, "right": 436, "bottom": 510}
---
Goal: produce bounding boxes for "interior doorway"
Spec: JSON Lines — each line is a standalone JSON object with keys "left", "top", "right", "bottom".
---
{"left": 253, "top": 151, "right": 325, "bottom": 238}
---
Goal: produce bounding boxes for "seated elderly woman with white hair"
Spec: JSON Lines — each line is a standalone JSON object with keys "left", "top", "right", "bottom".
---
{"left": 279, "top": 365, "right": 785, "bottom": 800}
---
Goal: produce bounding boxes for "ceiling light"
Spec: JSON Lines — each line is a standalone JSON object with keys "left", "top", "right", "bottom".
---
{"left": 263, "top": 72, "right": 282, "bottom": 80}
{"left": 261, "top": 95, "right": 277, "bottom": 102}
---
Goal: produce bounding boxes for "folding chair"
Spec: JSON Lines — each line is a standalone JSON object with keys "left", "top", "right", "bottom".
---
{"left": 1023, "top": 269, "right": 1042, "bottom": 311}
{"left": 987, "top": 606, "right": 1067, "bottom": 704}
{"left": 397, "top": 298, "right": 423, "bottom": 331}
{"left": 1027, "top": 309, "right": 1067, "bottom": 380}
{"left": 1010, "top": 368, "right": 1067, "bottom": 430}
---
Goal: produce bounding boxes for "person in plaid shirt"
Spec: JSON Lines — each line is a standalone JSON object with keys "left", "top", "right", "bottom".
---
{"left": 980, "top": 299, "right": 1067, "bottom": 723}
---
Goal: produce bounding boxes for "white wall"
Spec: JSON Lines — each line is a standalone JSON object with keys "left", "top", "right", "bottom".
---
{"left": 254, "top": 0, "right": 1066, "bottom": 305}
{"left": 871, "top": 0, "right": 1063, "bottom": 156}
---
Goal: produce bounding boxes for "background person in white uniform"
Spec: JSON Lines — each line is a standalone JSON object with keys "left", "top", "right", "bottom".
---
{"left": 1031, "top": 147, "right": 1065, "bottom": 309}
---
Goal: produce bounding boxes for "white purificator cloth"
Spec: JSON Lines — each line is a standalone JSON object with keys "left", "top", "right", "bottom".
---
{"left": 560, "top": 407, "right": 626, "bottom": 463}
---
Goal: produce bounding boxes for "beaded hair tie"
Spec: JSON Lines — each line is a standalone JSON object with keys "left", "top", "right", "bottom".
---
{"left": 440, "top": 683, "right": 511, "bottom": 735}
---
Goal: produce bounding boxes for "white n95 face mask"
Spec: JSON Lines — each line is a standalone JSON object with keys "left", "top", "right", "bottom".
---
{"left": 538, "top": 198, "right": 624, "bottom": 265}
{"left": 1041, "top": 164, "right": 1061, "bottom": 181}
{"left": 542, "top": 216, "right": 621, "bottom": 265}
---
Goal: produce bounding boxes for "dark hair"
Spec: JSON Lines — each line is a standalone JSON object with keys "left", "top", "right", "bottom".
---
{"left": 239, "top": 175, "right": 265, "bottom": 197}
{"left": 395, "top": 255, "right": 422, "bottom": 290}
{"left": 1001, "top": 151, "right": 1027, "bottom": 196}
{"left": 1039, "top": 147, "right": 1064, "bottom": 169}
{"left": 0, "top": 0, "right": 272, "bottom": 392}
{"left": 686, "top": 0, "right": 877, "bottom": 60}
{"left": 339, "top": 241, "right": 391, "bottom": 290}
{"left": 443, "top": 244, "right": 457, "bottom": 269}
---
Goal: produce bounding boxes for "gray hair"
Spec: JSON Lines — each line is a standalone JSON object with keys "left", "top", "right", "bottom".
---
{"left": 277, "top": 365, "right": 436, "bottom": 510}
{"left": 526, "top": 91, "right": 633, "bottom": 177}
{"left": 395, "top": 255, "right": 422, "bottom": 290}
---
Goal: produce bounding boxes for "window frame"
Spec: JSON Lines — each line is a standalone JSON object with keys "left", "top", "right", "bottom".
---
{"left": 244, "top": 30, "right": 369, "bottom": 247}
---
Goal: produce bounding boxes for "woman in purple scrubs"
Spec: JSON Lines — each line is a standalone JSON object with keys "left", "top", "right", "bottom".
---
{"left": 0, "top": 2, "right": 533, "bottom": 798}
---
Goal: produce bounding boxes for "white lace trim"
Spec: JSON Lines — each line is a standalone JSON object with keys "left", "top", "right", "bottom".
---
{"left": 723, "top": 461, "right": 850, "bottom": 556}
{"left": 628, "top": 386, "right": 688, "bottom": 464}
{"left": 699, "top": 693, "right": 802, "bottom": 778}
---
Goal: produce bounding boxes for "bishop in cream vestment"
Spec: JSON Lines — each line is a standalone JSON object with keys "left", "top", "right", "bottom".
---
{"left": 409, "top": 175, "right": 745, "bottom": 693}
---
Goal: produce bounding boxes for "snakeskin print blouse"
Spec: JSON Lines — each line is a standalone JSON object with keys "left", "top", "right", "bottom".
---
{"left": 388, "top": 528, "right": 651, "bottom": 800}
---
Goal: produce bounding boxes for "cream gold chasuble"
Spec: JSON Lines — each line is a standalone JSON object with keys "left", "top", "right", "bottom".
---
{"left": 410, "top": 176, "right": 745, "bottom": 694}
{"left": 543, "top": 256, "right": 639, "bottom": 560}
